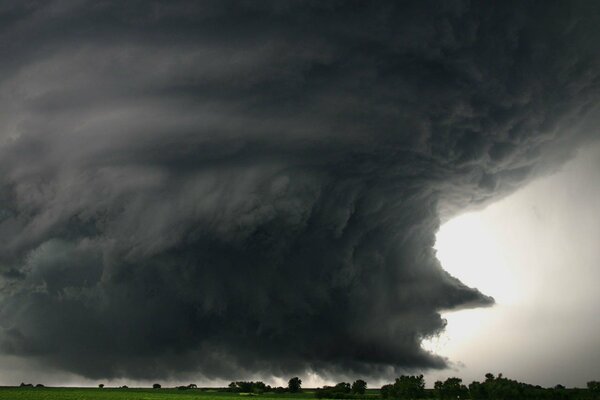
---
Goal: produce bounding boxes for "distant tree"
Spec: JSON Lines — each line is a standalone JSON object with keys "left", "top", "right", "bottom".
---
{"left": 315, "top": 383, "right": 353, "bottom": 399}
{"left": 289, "top": 377, "right": 302, "bottom": 393}
{"left": 468, "top": 381, "right": 487, "bottom": 399}
{"left": 121, "top": 385, "right": 128, "bottom": 389}
{"left": 35, "top": 384, "right": 45, "bottom": 388}
{"left": 252, "top": 381, "right": 267, "bottom": 393}
{"left": 98, "top": 384, "right": 104, "bottom": 389}
{"left": 588, "top": 381, "right": 600, "bottom": 399}
{"left": 238, "top": 382, "right": 253, "bottom": 392}
{"left": 315, "top": 386, "right": 331, "bottom": 398}
{"left": 393, "top": 375, "right": 425, "bottom": 399}
{"left": 550, "top": 384, "right": 570, "bottom": 400}
{"left": 380, "top": 384, "right": 394, "bottom": 399}
{"left": 434, "top": 377, "right": 468, "bottom": 400}
{"left": 472, "top": 372, "right": 537, "bottom": 400}
{"left": 19, "top": 383, "right": 33, "bottom": 388}
{"left": 153, "top": 383, "right": 161, "bottom": 389}
{"left": 352, "top": 379, "right": 367, "bottom": 395}
{"left": 188, "top": 383, "right": 198, "bottom": 389}
{"left": 227, "top": 381, "right": 269, "bottom": 394}
{"left": 335, "top": 382, "right": 351, "bottom": 393}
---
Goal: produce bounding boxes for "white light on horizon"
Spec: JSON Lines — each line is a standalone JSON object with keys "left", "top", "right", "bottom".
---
{"left": 422, "top": 142, "right": 600, "bottom": 387}
{"left": 435, "top": 212, "right": 521, "bottom": 305}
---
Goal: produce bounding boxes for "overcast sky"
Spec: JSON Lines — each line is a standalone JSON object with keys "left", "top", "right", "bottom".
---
{"left": 0, "top": 0, "right": 599, "bottom": 388}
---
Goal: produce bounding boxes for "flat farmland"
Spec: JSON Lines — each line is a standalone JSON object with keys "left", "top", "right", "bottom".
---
{"left": 0, "top": 388, "right": 326, "bottom": 400}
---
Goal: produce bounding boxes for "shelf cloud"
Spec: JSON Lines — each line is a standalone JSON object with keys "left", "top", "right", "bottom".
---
{"left": 0, "top": 1, "right": 598, "bottom": 380}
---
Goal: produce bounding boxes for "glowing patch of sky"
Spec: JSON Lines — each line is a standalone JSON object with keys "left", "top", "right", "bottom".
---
{"left": 423, "top": 141, "right": 600, "bottom": 387}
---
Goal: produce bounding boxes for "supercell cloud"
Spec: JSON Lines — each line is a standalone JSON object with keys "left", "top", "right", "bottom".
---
{"left": 0, "top": 0, "right": 599, "bottom": 380}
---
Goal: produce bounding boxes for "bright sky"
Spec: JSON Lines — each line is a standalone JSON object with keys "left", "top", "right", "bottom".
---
{"left": 423, "top": 142, "right": 600, "bottom": 388}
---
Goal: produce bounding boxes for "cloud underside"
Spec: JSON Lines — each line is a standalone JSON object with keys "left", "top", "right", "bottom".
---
{"left": 0, "top": 0, "right": 598, "bottom": 380}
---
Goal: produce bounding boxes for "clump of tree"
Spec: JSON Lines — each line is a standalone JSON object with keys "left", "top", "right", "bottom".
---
{"left": 228, "top": 381, "right": 270, "bottom": 394}
{"left": 289, "top": 377, "right": 302, "bottom": 393}
{"left": 467, "top": 373, "right": 546, "bottom": 400}
{"left": 589, "top": 381, "right": 600, "bottom": 400}
{"left": 176, "top": 384, "right": 199, "bottom": 390}
{"left": 98, "top": 384, "right": 104, "bottom": 388}
{"left": 379, "top": 373, "right": 599, "bottom": 400}
{"left": 153, "top": 383, "right": 161, "bottom": 389}
{"left": 434, "top": 377, "right": 468, "bottom": 399}
{"left": 381, "top": 375, "right": 425, "bottom": 400}
{"left": 19, "top": 383, "right": 33, "bottom": 388}
{"left": 352, "top": 380, "right": 367, "bottom": 395}
{"left": 315, "top": 382, "right": 349, "bottom": 398}
{"left": 315, "top": 380, "right": 368, "bottom": 399}
{"left": 224, "top": 377, "right": 302, "bottom": 394}
{"left": 316, "top": 382, "right": 350, "bottom": 398}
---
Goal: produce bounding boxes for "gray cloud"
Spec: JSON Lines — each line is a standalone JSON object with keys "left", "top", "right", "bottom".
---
{"left": 0, "top": 0, "right": 599, "bottom": 381}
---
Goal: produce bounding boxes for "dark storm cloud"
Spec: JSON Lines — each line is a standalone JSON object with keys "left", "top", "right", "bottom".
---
{"left": 0, "top": 0, "right": 599, "bottom": 380}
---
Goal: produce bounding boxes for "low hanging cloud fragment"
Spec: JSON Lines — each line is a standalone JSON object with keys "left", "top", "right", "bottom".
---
{"left": 0, "top": 0, "right": 599, "bottom": 380}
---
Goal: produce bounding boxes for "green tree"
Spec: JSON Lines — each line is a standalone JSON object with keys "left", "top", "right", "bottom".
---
{"left": 380, "top": 384, "right": 394, "bottom": 399}
{"left": 393, "top": 375, "right": 425, "bottom": 399}
{"left": 289, "top": 377, "right": 302, "bottom": 393}
{"left": 334, "top": 382, "right": 351, "bottom": 393}
{"left": 434, "top": 381, "right": 443, "bottom": 399}
{"left": 588, "top": 382, "right": 600, "bottom": 400}
{"left": 435, "top": 377, "right": 467, "bottom": 400}
{"left": 468, "top": 381, "right": 486, "bottom": 399}
{"left": 352, "top": 379, "right": 367, "bottom": 395}
{"left": 315, "top": 383, "right": 352, "bottom": 399}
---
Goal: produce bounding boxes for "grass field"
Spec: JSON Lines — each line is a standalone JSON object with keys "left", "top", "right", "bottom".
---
{"left": 0, "top": 388, "right": 332, "bottom": 400}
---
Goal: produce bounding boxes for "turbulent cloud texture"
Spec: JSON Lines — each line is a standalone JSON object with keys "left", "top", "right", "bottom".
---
{"left": 0, "top": 0, "right": 599, "bottom": 380}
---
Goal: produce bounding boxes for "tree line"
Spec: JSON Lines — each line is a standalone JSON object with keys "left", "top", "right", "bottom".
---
{"left": 379, "top": 374, "right": 600, "bottom": 400}
{"left": 219, "top": 373, "right": 600, "bottom": 399}
{"left": 227, "top": 377, "right": 303, "bottom": 394}
{"left": 146, "top": 374, "right": 600, "bottom": 399}
{"left": 315, "top": 380, "right": 368, "bottom": 398}
{"left": 21, "top": 373, "right": 598, "bottom": 399}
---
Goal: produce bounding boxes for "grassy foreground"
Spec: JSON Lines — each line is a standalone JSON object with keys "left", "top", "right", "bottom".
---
{"left": 0, "top": 388, "right": 321, "bottom": 400}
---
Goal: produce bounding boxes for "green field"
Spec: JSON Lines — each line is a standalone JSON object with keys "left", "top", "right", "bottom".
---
{"left": 0, "top": 388, "right": 328, "bottom": 400}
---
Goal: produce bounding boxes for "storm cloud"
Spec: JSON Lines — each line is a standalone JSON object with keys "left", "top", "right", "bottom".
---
{"left": 0, "top": 0, "right": 599, "bottom": 381}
